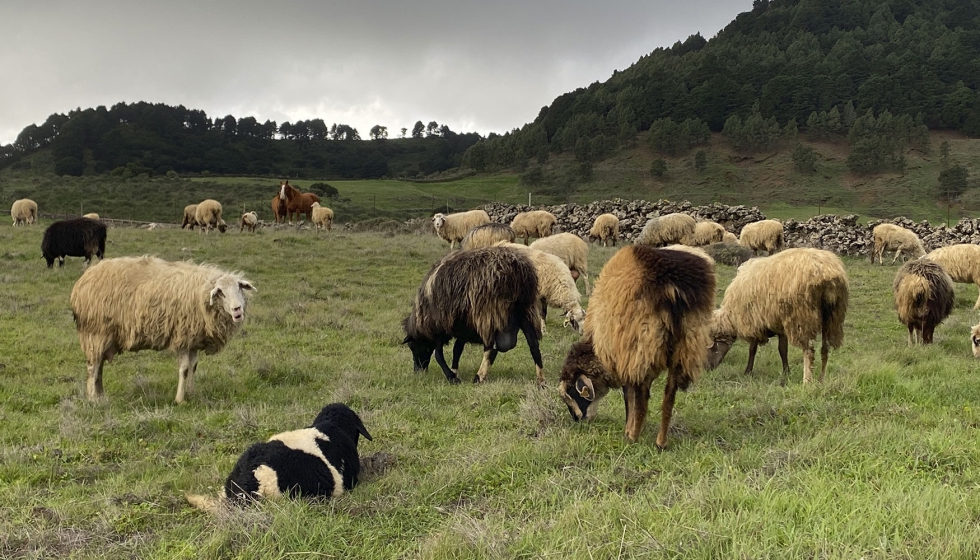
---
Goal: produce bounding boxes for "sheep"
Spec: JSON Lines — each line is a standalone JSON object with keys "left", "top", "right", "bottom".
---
{"left": 687, "top": 220, "right": 726, "bottom": 247}
{"left": 194, "top": 199, "right": 227, "bottom": 234}
{"left": 722, "top": 231, "right": 739, "bottom": 244}
{"left": 461, "top": 223, "right": 516, "bottom": 250}
{"left": 497, "top": 242, "right": 585, "bottom": 334}
{"left": 510, "top": 210, "right": 558, "bottom": 245}
{"left": 41, "top": 218, "right": 107, "bottom": 268}
{"left": 186, "top": 403, "right": 372, "bottom": 512}
{"left": 871, "top": 223, "right": 925, "bottom": 264}
{"left": 240, "top": 211, "right": 258, "bottom": 233}
{"left": 402, "top": 246, "right": 544, "bottom": 385}
{"left": 181, "top": 204, "right": 199, "bottom": 230}
{"left": 432, "top": 210, "right": 491, "bottom": 249}
{"left": 310, "top": 202, "right": 334, "bottom": 232}
{"left": 530, "top": 233, "right": 591, "bottom": 296}
{"left": 738, "top": 219, "right": 784, "bottom": 256}
{"left": 588, "top": 213, "right": 620, "bottom": 247}
{"left": 82, "top": 213, "right": 100, "bottom": 221}
{"left": 662, "top": 244, "right": 715, "bottom": 265}
{"left": 558, "top": 245, "right": 716, "bottom": 448}
{"left": 69, "top": 256, "right": 256, "bottom": 403}
{"left": 635, "top": 212, "right": 696, "bottom": 247}
{"left": 893, "top": 258, "right": 954, "bottom": 345}
{"left": 10, "top": 198, "right": 38, "bottom": 226}
{"left": 707, "top": 248, "right": 849, "bottom": 385}
{"left": 971, "top": 324, "right": 980, "bottom": 358}
{"left": 926, "top": 244, "right": 980, "bottom": 309}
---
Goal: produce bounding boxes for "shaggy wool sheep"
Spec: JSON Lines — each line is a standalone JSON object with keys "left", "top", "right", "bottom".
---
{"left": 461, "top": 223, "right": 516, "bottom": 250}
{"left": 588, "top": 213, "right": 620, "bottom": 247}
{"left": 402, "top": 246, "right": 544, "bottom": 384}
{"left": 10, "top": 198, "right": 38, "bottom": 226}
{"left": 738, "top": 219, "right": 784, "bottom": 256}
{"left": 310, "top": 202, "right": 334, "bottom": 232}
{"left": 510, "top": 210, "right": 558, "bottom": 245}
{"left": 186, "top": 403, "right": 372, "bottom": 512}
{"left": 893, "top": 258, "right": 954, "bottom": 345}
{"left": 662, "top": 244, "right": 715, "bottom": 265}
{"left": 687, "top": 221, "right": 726, "bottom": 247}
{"left": 181, "top": 204, "right": 199, "bottom": 230}
{"left": 635, "top": 213, "right": 697, "bottom": 247}
{"left": 195, "top": 199, "right": 227, "bottom": 234}
{"left": 926, "top": 244, "right": 980, "bottom": 308}
{"left": 707, "top": 248, "right": 849, "bottom": 385}
{"left": 497, "top": 242, "right": 585, "bottom": 334}
{"left": 530, "top": 233, "right": 591, "bottom": 296}
{"left": 41, "top": 218, "right": 107, "bottom": 268}
{"left": 558, "top": 245, "right": 716, "bottom": 447}
{"left": 872, "top": 223, "right": 925, "bottom": 264}
{"left": 70, "top": 256, "right": 256, "bottom": 403}
{"left": 722, "top": 231, "right": 739, "bottom": 244}
{"left": 432, "top": 210, "right": 491, "bottom": 249}
{"left": 239, "top": 211, "right": 258, "bottom": 233}
{"left": 82, "top": 213, "right": 100, "bottom": 221}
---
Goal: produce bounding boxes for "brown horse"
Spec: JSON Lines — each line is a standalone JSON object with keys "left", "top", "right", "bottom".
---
{"left": 271, "top": 195, "right": 287, "bottom": 223}
{"left": 278, "top": 181, "right": 321, "bottom": 223}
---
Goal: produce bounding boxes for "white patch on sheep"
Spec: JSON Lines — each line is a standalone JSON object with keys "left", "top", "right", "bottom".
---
{"left": 253, "top": 464, "right": 281, "bottom": 498}
{"left": 268, "top": 428, "right": 344, "bottom": 497}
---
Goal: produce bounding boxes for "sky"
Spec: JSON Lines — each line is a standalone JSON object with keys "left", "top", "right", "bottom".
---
{"left": 0, "top": 1, "right": 750, "bottom": 145}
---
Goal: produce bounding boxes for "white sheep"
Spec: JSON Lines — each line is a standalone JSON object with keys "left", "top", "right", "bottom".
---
{"left": 82, "top": 213, "right": 100, "bottom": 221}
{"left": 530, "top": 232, "right": 591, "bottom": 296}
{"left": 588, "top": 213, "right": 620, "bottom": 247}
{"left": 240, "top": 211, "right": 258, "bottom": 233}
{"left": 498, "top": 242, "right": 585, "bottom": 334}
{"left": 510, "top": 210, "right": 558, "bottom": 245}
{"left": 635, "top": 213, "right": 696, "bottom": 247}
{"left": 926, "top": 243, "right": 980, "bottom": 308}
{"left": 11, "top": 199, "right": 38, "bottom": 226}
{"left": 871, "top": 223, "right": 924, "bottom": 264}
{"left": 181, "top": 204, "right": 199, "bottom": 230}
{"left": 738, "top": 219, "right": 784, "bottom": 255}
{"left": 195, "top": 200, "right": 227, "bottom": 234}
{"left": 461, "top": 223, "right": 516, "bottom": 250}
{"left": 432, "top": 210, "right": 491, "bottom": 249}
{"left": 69, "top": 256, "right": 256, "bottom": 403}
{"left": 687, "top": 220, "right": 726, "bottom": 247}
{"left": 662, "top": 244, "right": 715, "bottom": 265}
{"left": 310, "top": 202, "right": 334, "bottom": 232}
{"left": 722, "top": 231, "right": 739, "bottom": 244}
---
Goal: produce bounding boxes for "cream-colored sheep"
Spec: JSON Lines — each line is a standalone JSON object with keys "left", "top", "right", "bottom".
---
{"left": 530, "top": 232, "right": 591, "bottom": 296}
{"left": 738, "top": 219, "right": 784, "bottom": 255}
{"left": 662, "top": 244, "right": 715, "bottom": 265}
{"left": 195, "top": 200, "right": 227, "bottom": 234}
{"left": 872, "top": 223, "right": 924, "bottom": 264}
{"left": 240, "top": 211, "right": 258, "bottom": 233}
{"left": 432, "top": 210, "right": 491, "bottom": 249}
{"left": 311, "top": 202, "right": 334, "bottom": 232}
{"left": 11, "top": 199, "right": 38, "bottom": 226}
{"left": 510, "top": 210, "right": 558, "bottom": 245}
{"left": 461, "top": 223, "right": 515, "bottom": 250}
{"left": 722, "top": 231, "right": 739, "bottom": 244}
{"left": 588, "top": 213, "right": 620, "bottom": 247}
{"left": 687, "top": 220, "right": 726, "bottom": 247}
{"left": 926, "top": 244, "right": 980, "bottom": 308}
{"left": 70, "top": 256, "right": 256, "bottom": 403}
{"left": 498, "top": 242, "right": 585, "bottom": 334}
{"left": 181, "top": 204, "right": 199, "bottom": 230}
{"left": 82, "top": 213, "right": 100, "bottom": 221}
{"left": 893, "top": 258, "right": 954, "bottom": 345}
{"left": 635, "top": 213, "right": 696, "bottom": 247}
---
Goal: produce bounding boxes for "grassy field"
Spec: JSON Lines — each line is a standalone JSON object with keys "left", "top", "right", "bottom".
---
{"left": 3, "top": 221, "right": 980, "bottom": 558}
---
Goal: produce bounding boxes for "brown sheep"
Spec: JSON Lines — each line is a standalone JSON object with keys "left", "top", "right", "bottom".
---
{"left": 893, "top": 259, "right": 954, "bottom": 345}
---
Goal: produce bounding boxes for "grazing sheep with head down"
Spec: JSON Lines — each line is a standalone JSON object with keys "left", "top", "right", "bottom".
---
{"left": 41, "top": 218, "right": 107, "bottom": 268}
{"left": 195, "top": 199, "right": 227, "bottom": 234}
{"left": 926, "top": 244, "right": 980, "bottom": 309}
{"left": 871, "top": 223, "right": 924, "bottom": 264}
{"left": 722, "top": 231, "right": 738, "bottom": 244}
{"left": 510, "top": 210, "right": 558, "bottom": 245}
{"left": 893, "top": 258, "right": 954, "bottom": 345}
{"left": 687, "top": 220, "right": 726, "bottom": 247}
{"left": 588, "top": 213, "right": 620, "bottom": 247}
{"left": 10, "top": 198, "right": 38, "bottom": 226}
{"left": 738, "top": 219, "right": 784, "bottom": 256}
{"left": 311, "top": 202, "right": 334, "bottom": 232}
{"left": 558, "top": 245, "right": 716, "bottom": 447}
{"left": 461, "top": 223, "right": 516, "bottom": 250}
{"left": 181, "top": 204, "right": 199, "bottom": 230}
{"left": 497, "top": 242, "right": 585, "bottom": 334}
{"left": 530, "top": 232, "right": 591, "bottom": 296}
{"left": 240, "top": 211, "right": 258, "bottom": 233}
{"left": 707, "top": 248, "right": 849, "bottom": 385}
{"left": 70, "top": 256, "right": 256, "bottom": 403}
{"left": 432, "top": 210, "right": 491, "bottom": 250}
{"left": 402, "top": 246, "right": 544, "bottom": 385}
{"left": 635, "top": 212, "right": 697, "bottom": 247}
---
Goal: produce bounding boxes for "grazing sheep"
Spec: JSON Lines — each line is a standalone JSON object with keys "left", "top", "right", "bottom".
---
{"left": 588, "top": 213, "right": 620, "bottom": 247}
{"left": 635, "top": 213, "right": 697, "bottom": 247}
{"left": 926, "top": 244, "right": 980, "bottom": 309}
{"left": 510, "top": 210, "right": 558, "bottom": 245}
{"left": 195, "top": 200, "right": 227, "bottom": 234}
{"left": 530, "top": 233, "right": 591, "bottom": 296}
{"left": 69, "top": 256, "right": 256, "bottom": 403}
{"left": 498, "top": 242, "right": 585, "bottom": 334}
{"left": 240, "top": 211, "right": 258, "bottom": 233}
{"left": 461, "top": 223, "right": 516, "bottom": 250}
{"left": 310, "top": 202, "right": 334, "bottom": 232}
{"left": 432, "top": 210, "right": 491, "bottom": 250}
{"left": 558, "top": 246, "right": 716, "bottom": 447}
{"left": 871, "top": 223, "right": 924, "bottom": 264}
{"left": 687, "top": 221, "right": 726, "bottom": 247}
{"left": 82, "top": 213, "right": 100, "bottom": 221}
{"left": 181, "top": 204, "right": 199, "bottom": 230}
{"left": 186, "top": 403, "right": 372, "bottom": 512}
{"left": 893, "top": 259, "right": 954, "bottom": 345}
{"left": 10, "top": 198, "right": 38, "bottom": 226}
{"left": 41, "top": 218, "right": 107, "bottom": 268}
{"left": 707, "top": 248, "right": 849, "bottom": 385}
{"left": 662, "top": 244, "right": 715, "bottom": 265}
{"left": 722, "top": 231, "right": 739, "bottom": 244}
{"left": 971, "top": 324, "right": 980, "bottom": 358}
{"left": 402, "top": 246, "right": 544, "bottom": 385}
{"left": 738, "top": 219, "right": 784, "bottom": 256}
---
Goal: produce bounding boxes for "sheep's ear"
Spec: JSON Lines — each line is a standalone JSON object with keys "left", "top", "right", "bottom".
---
{"left": 575, "top": 376, "right": 595, "bottom": 401}
{"left": 209, "top": 286, "right": 222, "bottom": 306}
{"left": 401, "top": 335, "right": 412, "bottom": 345}
{"left": 239, "top": 280, "right": 256, "bottom": 293}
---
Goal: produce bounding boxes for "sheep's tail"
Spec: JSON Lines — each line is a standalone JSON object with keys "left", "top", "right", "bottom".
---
{"left": 185, "top": 493, "right": 229, "bottom": 515}
{"left": 820, "top": 277, "right": 849, "bottom": 350}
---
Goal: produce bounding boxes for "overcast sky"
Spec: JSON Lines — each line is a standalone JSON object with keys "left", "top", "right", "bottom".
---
{"left": 0, "top": 1, "right": 750, "bottom": 145}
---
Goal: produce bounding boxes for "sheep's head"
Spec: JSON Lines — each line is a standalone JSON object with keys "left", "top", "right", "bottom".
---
{"left": 706, "top": 308, "right": 736, "bottom": 369}
{"left": 217, "top": 220, "right": 227, "bottom": 233}
{"left": 971, "top": 324, "right": 980, "bottom": 358}
{"left": 432, "top": 213, "right": 446, "bottom": 231}
{"left": 558, "top": 340, "right": 609, "bottom": 421}
{"left": 401, "top": 314, "right": 434, "bottom": 372}
{"left": 563, "top": 308, "right": 585, "bottom": 334}
{"left": 208, "top": 275, "right": 256, "bottom": 323}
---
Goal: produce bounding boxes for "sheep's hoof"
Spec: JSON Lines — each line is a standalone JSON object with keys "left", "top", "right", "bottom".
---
{"left": 446, "top": 376, "right": 461, "bottom": 385}
{"left": 472, "top": 375, "right": 483, "bottom": 384}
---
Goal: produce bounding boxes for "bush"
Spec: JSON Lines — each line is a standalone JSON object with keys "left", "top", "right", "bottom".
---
{"left": 694, "top": 150, "right": 708, "bottom": 172}
{"left": 55, "top": 157, "right": 84, "bottom": 176}
{"left": 650, "top": 158, "right": 668, "bottom": 178}
{"left": 309, "top": 182, "right": 339, "bottom": 198}
{"left": 792, "top": 143, "right": 816, "bottom": 173}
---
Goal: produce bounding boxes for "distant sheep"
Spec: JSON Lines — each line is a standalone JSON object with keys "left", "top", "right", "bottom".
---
{"left": 432, "top": 210, "right": 491, "bottom": 250}
{"left": 530, "top": 233, "right": 591, "bottom": 296}
{"left": 926, "top": 244, "right": 980, "bottom": 308}
{"left": 41, "top": 218, "right": 107, "bottom": 268}
{"left": 402, "top": 246, "right": 543, "bottom": 384}
{"left": 893, "top": 258, "right": 954, "bottom": 344}
{"left": 510, "top": 210, "right": 557, "bottom": 245}
{"left": 722, "top": 231, "right": 738, "bottom": 244}
{"left": 872, "top": 223, "right": 924, "bottom": 264}
{"left": 635, "top": 213, "right": 696, "bottom": 247}
{"left": 82, "top": 213, "right": 100, "bottom": 221}
{"left": 687, "top": 221, "right": 726, "bottom": 247}
{"left": 310, "top": 202, "right": 334, "bottom": 232}
{"left": 240, "top": 211, "right": 258, "bottom": 233}
{"left": 588, "top": 213, "right": 620, "bottom": 247}
{"left": 186, "top": 403, "right": 372, "bottom": 512}
{"left": 461, "top": 223, "right": 515, "bottom": 250}
{"left": 498, "top": 242, "right": 585, "bottom": 334}
{"left": 69, "top": 256, "right": 256, "bottom": 403}
{"left": 10, "top": 198, "right": 38, "bottom": 226}
{"left": 708, "top": 248, "right": 849, "bottom": 385}
{"left": 181, "top": 204, "right": 199, "bottom": 230}
{"left": 662, "top": 244, "right": 715, "bottom": 265}
{"left": 195, "top": 200, "right": 227, "bottom": 234}
{"left": 558, "top": 246, "right": 716, "bottom": 448}
{"left": 738, "top": 219, "right": 784, "bottom": 256}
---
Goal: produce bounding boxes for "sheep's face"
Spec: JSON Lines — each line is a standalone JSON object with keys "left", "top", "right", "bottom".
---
{"left": 217, "top": 220, "right": 227, "bottom": 233}
{"left": 706, "top": 337, "right": 734, "bottom": 369}
{"left": 209, "top": 276, "right": 256, "bottom": 323}
{"left": 972, "top": 325, "right": 980, "bottom": 358}
{"left": 559, "top": 375, "right": 609, "bottom": 421}
{"left": 402, "top": 335, "right": 434, "bottom": 372}
{"left": 563, "top": 309, "right": 585, "bottom": 334}
{"left": 432, "top": 214, "right": 446, "bottom": 231}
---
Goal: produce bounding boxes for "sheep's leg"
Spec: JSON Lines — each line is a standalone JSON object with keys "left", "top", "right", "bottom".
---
{"left": 907, "top": 324, "right": 916, "bottom": 346}
{"left": 450, "top": 338, "right": 466, "bottom": 374}
{"left": 582, "top": 272, "right": 591, "bottom": 296}
{"left": 974, "top": 285, "right": 980, "bottom": 310}
{"left": 521, "top": 319, "right": 545, "bottom": 386}
{"left": 540, "top": 301, "right": 548, "bottom": 335}
{"left": 184, "top": 350, "right": 199, "bottom": 394}
{"left": 802, "top": 341, "right": 815, "bottom": 384}
{"left": 474, "top": 347, "right": 494, "bottom": 383}
{"left": 891, "top": 248, "right": 902, "bottom": 264}
{"left": 819, "top": 339, "right": 830, "bottom": 382}
{"left": 745, "top": 342, "right": 759, "bottom": 374}
{"left": 433, "top": 346, "right": 460, "bottom": 384}
{"left": 922, "top": 322, "right": 935, "bottom": 345}
{"left": 623, "top": 380, "right": 653, "bottom": 444}
{"left": 176, "top": 350, "right": 199, "bottom": 404}
{"left": 655, "top": 373, "right": 676, "bottom": 449}
{"left": 778, "top": 334, "right": 790, "bottom": 387}
{"left": 86, "top": 354, "right": 107, "bottom": 401}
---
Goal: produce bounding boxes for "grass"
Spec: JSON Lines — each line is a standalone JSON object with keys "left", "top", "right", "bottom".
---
{"left": 3, "top": 221, "right": 980, "bottom": 558}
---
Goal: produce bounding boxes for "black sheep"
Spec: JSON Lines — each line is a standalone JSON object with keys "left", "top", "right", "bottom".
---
{"left": 41, "top": 218, "right": 107, "bottom": 268}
